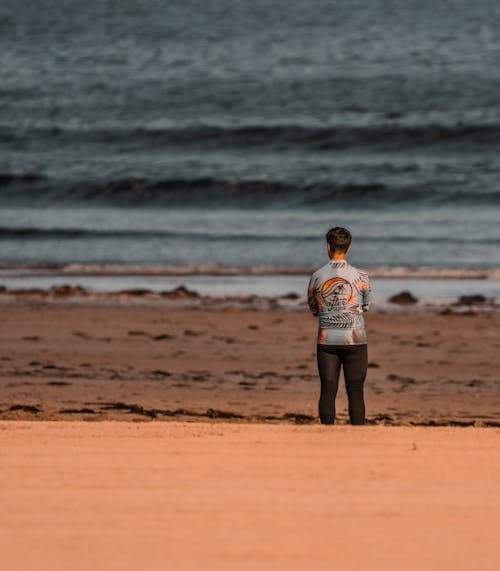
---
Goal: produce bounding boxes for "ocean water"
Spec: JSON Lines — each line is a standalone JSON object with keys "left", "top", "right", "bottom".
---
{"left": 1, "top": 0, "right": 500, "bottom": 274}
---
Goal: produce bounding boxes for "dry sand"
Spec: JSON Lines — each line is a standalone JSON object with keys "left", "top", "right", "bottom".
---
{"left": 0, "top": 421, "right": 499, "bottom": 571}
{"left": 0, "top": 300, "right": 499, "bottom": 425}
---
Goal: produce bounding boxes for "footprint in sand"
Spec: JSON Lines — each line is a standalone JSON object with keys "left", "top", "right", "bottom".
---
{"left": 190, "top": 374, "right": 210, "bottom": 382}
{"left": 238, "top": 381, "right": 256, "bottom": 390}
{"left": 73, "top": 331, "right": 91, "bottom": 339}
{"left": 151, "top": 333, "right": 175, "bottom": 340}
{"left": 148, "top": 369, "right": 172, "bottom": 378}
{"left": 183, "top": 329, "right": 203, "bottom": 337}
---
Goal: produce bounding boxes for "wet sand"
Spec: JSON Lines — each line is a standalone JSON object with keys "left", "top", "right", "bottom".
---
{"left": 0, "top": 421, "right": 498, "bottom": 571}
{"left": 0, "top": 300, "right": 499, "bottom": 425}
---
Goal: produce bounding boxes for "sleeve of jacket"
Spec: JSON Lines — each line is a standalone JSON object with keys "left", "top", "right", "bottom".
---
{"left": 361, "top": 273, "right": 372, "bottom": 312}
{"left": 307, "top": 273, "right": 319, "bottom": 316}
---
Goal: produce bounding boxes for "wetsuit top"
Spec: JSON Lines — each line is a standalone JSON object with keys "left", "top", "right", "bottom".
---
{"left": 307, "top": 259, "right": 372, "bottom": 345}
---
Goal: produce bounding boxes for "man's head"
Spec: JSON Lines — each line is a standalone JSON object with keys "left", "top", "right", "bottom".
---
{"left": 326, "top": 226, "right": 352, "bottom": 258}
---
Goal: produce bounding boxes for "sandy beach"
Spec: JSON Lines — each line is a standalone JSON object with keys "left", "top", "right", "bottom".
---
{"left": 0, "top": 299, "right": 499, "bottom": 425}
{"left": 1, "top": 298, "right": 499, "bottom": 569}
{"left": 1, "top": 420, "right": 499, "bottom": 571}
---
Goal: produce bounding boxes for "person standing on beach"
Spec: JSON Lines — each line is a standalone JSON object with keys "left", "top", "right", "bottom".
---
{"left": 307, "top": 227, "right": 372, "bottom": 425}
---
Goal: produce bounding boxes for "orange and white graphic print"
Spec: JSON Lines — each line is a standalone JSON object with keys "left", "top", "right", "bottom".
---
{"left": 308, "top": 260, "right": 372, "bottom": 345}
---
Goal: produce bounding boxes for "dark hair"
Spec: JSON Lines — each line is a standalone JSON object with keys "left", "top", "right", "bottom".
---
{"left": 326, "top": 227, "right": 352, "bottom": 253}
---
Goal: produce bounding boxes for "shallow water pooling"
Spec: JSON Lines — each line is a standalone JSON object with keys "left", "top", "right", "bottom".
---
{"left": 0, "top": 267, "right": 499, "bottom": 311}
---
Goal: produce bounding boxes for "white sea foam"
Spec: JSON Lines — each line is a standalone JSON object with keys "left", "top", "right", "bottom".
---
{"left": 1, "top": 262, "right": 498, "bottom": 280}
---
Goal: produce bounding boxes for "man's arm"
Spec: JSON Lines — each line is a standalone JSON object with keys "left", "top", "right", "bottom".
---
{"left": 361, "top": 275, "right": 372, "bottom": 312}
{"left": 307, "top": 274, "right": 319, "bottom": 316}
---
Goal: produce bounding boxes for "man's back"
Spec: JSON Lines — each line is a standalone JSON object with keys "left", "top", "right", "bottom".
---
{"left": 308, "top": 259, "right": 371, "bottom": 345}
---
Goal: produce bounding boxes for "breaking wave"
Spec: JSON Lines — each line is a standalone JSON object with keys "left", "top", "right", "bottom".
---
{"left": 3, "top": 122, "right": 500, "bottom": 150}
{"left": 0, "top": 226, "right": 499, "bottom": 246}
{"left": 1, "top": 173, "right": 499, "bottom": 207}
{"left": 1, "top": 262, "right": 499, "bottom": 280}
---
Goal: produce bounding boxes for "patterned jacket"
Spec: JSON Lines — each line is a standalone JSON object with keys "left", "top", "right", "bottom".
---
{"left": 308, "top": 259, "right": 372, "bottom": 345}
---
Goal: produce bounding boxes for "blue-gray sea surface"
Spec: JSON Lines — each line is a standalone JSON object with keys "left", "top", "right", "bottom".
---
{"left": 1, "top": 0, "right": 499, "bottom": 270}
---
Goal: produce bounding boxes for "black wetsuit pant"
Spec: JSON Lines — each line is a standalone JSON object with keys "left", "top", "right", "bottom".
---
{"left": 317, "top": 344, "right": 368, "bottom": 425}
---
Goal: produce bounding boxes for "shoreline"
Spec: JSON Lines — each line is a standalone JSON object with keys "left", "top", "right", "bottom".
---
{"left": 2, "top": 260, "right": 500, "bottom": 279}
{"left": 1, "top": 281, "right": 499, "bottom": 314}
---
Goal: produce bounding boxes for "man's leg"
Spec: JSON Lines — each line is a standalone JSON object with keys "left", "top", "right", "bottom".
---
{"left": 342, "top": 344, "right": 368, "bottom": 425}
{"left": 316, "top": 345, "right": 342, "bottom": 424}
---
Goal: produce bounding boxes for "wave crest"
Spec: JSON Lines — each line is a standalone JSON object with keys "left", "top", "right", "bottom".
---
{"left": 1, "top": 174, "right": 499, "bottom": 207}
{"left": 3, "top": 122, "right": 500, "bottom": 150}
{"left": 1, "top": 262, "right": 499, "bottom": 280}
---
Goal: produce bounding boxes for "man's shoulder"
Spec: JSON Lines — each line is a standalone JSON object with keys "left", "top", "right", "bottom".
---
{"left": 310, "top": 260, "right": 370, "bottom": 282}
{"left": 345, "top": 262, "right": 370, "bottom": 281}
{"left": 353, "top": 266, "right": 370, "bottom": 280}
{"left": 310, "top": 261, "right": 332, "bottom": 280}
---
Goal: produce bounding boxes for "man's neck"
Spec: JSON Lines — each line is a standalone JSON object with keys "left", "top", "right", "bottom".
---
{"left": 330, "top": 254, "right": 347, "bottom": 261}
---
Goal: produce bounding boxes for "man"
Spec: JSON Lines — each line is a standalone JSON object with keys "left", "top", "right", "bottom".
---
{"left": 307, "top": 227, "right": 372, "bottom": 425}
